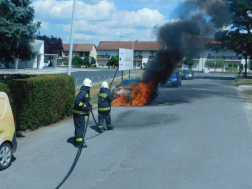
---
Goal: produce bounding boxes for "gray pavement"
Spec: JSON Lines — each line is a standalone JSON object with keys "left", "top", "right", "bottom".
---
{"left": 2, "top": 74, "right": 252, "bottom": 189}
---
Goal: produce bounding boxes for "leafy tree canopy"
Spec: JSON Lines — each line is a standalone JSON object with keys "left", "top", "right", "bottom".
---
{"left": 106, "top": 56, "right": 119, "bottom": 67}
{"left": 83, "top": 56, "right": 96, "bottom": 67}
{"left": 207, "top": 0, "right": 252, "bottom": 77}
{"left": 72, "top": 56, "right": 83, "bottom": 66}
{"left": 36, "top": 35, "right": 63, "bottom": 56}
{"left": 205, "top": 59, "right": 225, "bottom": 68}
{"left": 183, "top": 58, "right": 195, "bottom": 68}
{"left": 0, "top": 0, "right": 41, "bottom": 64}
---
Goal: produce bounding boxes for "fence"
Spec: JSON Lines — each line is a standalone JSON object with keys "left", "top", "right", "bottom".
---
{"left": 75, "top": 71, "right": 143, "bottom": 91}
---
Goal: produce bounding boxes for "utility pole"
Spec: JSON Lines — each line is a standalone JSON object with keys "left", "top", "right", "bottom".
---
{"left": 67, "top": 0, "right": 77, "bottom": 76}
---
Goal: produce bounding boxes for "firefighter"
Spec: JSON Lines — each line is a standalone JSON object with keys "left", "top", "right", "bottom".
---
{"left": 73, "top": 78, "right": 92, "bottom": 148}
{"left": 97, "top": 81, "right": 116, "bottom": 133}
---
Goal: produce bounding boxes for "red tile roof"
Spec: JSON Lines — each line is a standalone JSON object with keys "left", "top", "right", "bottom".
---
{"left": 182, "top": 38, "right": 218, "bottom": 48}
{"left": 62, "top": 44, "right": 94, "bottom": 51}
{"left": 97, "top": 41, "right": 162, "bottom": 51}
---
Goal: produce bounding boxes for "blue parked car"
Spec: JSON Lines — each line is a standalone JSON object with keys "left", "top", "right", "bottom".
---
{"left": 166, "top": 71, "right": 182, "bottom": 87}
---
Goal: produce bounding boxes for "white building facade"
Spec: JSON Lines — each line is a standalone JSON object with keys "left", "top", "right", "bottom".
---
{"left": 7, "top": 40, "right": 45, "bottom": 69}
{"left": 96, "top": 41, "right": 160, "bottom": 68}
{"left": 180, "top": 38, "right": 250, "bottom": 72}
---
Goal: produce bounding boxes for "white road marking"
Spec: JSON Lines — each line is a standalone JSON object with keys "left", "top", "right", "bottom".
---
{"left": 193, "top": 88, "right": 205, "bottom": 90}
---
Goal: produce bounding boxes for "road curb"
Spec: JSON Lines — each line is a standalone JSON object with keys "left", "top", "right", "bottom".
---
{"left": 16, "top": 104, "right": 98, "bottom": 137}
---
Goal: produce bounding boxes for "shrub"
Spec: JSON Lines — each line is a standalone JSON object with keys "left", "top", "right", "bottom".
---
{"left": 240, "top": 64, "right": 244, "bottom": 70}
{"left": 205, "top": 59, "right": 225, "bottom": 68}
{"left": 72, "top": 56, "right": 83, "bottom": 66}
{"left": 228, "top": 63, "right": 233, "bottom": 67}
{"left": 0, "top": 82, "right": 12, "bottom": 105}
{"left": 226, "top": 67, "right": 238, "bottom": 70}
{"left": 233, "top": 63, "right": 238, "bottom": 68}
{"left": 205, "top": 60, "right": 215, "bottom": 68}
{"left": 215, "top": 59, "right": 225, "bottom": 68}
{"left": 7, "top": 75, "right": 75, "bottom": 131}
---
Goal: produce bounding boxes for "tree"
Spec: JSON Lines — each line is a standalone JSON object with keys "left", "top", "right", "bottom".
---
{"left": 215, "top": 59, "right": 225, "bottom": 68}
{"left": 228, "top": 63, "right": 233, "bottom": 67}
{"left": 233, "top": 63, "right": 238, "bottom": 68}
{"left": 36, "top": 35, "right": 63, "bottom": 55}
{"left": 83, "top": 56, "right": 96, "bottom": 67}
{"left": 240, "top": 64, "right": 244, "bottom": 70}
{"left": 36, "top": 35, "right": 63, "bottom": 66}
{"left": 0, "top": 0, "right": 41, "bottom": 69}
{"left": 72, "top": 56, "right": 83, "bottom": 67}
{"left": 205, "top": 60, "right": 215, "bottom": 68}
{"left": 207, "top": 0, "right": 252, "bottom": 77}
{"left": 106, "top": 56, "right": 119, "bottom": 67}
{"left": 205, "top": 59, "right": 225, "bottom": 68}
{"left": 183, "top": 58, "right": 195, "bottom": 68}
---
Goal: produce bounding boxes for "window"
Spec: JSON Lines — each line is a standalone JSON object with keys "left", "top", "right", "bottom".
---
{"left": 150, "top": 51, "right": 156, "bottom": 56}
{"left": 79, "top": 52, "right": 83, "bottom": 57}
{"left": 65, "top": 52, "right": 69, "bottom": 56}
{"left": 85, "top": 52, "right": 89, "bottom": 57}
{"left": 138, "top": 51, "right": 142, "bottom": 56}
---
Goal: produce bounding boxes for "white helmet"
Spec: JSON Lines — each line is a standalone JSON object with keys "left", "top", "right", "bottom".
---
{"left": 101, "top": 81, "right": 108, "bottom": 88}
{"left": 83, "top": 78, "right": 92, "bottom": 87}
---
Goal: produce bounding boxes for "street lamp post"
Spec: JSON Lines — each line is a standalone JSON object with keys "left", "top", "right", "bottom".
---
{"left": 67, "top": 0, "right": 77, "bottom": 76}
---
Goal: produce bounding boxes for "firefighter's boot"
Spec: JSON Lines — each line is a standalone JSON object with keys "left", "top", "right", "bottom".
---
{"left": 107, "top": 125, "right": 114, "bottom": 130}
{"left": 98, "top": 126, "right": 104, "bottom": 133}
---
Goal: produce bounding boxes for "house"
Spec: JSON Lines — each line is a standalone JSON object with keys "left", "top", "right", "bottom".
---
{"left": 180, "top": 38, "right": 250, "bottom": 72}
{"left": 61, "top": 43, "right": 97, "bottom": 65}
{"left": 96, "top": 41, "right": 161, "bottom": 68}
{"left": 7, "top": 40, "right": 45, "bottom": 69}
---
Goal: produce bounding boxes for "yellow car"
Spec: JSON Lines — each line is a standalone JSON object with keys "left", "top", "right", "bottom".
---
{"left": 0, "top": 92, "right": 17, "bottom": 170}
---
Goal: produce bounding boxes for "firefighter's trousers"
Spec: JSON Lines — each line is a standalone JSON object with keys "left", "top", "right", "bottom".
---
{"left": 73, "top": 113, "right": 86, "bottom": 144}
{"left": 98, "top": 110, "right": 111, "bottom": 127}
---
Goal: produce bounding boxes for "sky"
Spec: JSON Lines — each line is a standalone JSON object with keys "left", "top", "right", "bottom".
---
{"left": 32, "top": 0, "right": 184, "bottom": 46}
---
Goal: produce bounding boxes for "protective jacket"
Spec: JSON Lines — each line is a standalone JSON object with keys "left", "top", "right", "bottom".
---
{"left": 98, "top": 88, "right": 115, "bottom": 111}
{"left": 74, "top": 86, "right": 91, "bottom": 115}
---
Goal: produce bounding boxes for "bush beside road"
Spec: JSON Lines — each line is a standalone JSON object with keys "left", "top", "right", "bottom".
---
{"left": 0, "top": 74, "right": 75, "bottom": 131}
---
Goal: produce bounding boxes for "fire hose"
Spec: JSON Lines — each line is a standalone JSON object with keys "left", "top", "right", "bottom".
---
{"left": 55, "top": 70, "right": 118, "bottom": 189}
{"left": 55, "top": 109, "right": 111, "bottom": 189}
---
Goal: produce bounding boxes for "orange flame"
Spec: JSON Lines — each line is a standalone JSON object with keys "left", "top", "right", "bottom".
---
{"left": 112, "top": 82, "right": 155, "bottom": 106}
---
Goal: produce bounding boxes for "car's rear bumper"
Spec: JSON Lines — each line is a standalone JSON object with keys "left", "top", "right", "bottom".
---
{"left": 166, "top": 81, "right": 178, "bottom": 84}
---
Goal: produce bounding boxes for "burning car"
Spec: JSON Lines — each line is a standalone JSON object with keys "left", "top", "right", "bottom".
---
{"left": 111, "top": 79, "right": 158, "bottom": 106}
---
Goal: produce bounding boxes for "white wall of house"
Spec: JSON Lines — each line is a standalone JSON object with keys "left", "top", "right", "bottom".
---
{"left": 181, "top": 48, "right": 251, "bottom": 72}
{"left": 9, "top": 40, "right": 44, "bottom": 69}
{"left": 90, "top": 45, "right": 97, "bottom": 62}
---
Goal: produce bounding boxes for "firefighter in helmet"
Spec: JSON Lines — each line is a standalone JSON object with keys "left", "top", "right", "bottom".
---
{"left": 73, "top": 78, "right": 92, "bottom": 148}
{"left": 97, "top": 81, "right": 116, "bottom": 133}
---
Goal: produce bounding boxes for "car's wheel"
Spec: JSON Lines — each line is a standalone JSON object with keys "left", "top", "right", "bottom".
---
{"left": 0, "top": 143, "right": 12, "bottom": 170}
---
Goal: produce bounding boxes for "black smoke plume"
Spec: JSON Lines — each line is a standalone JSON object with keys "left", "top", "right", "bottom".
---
{"left": 143, "top": 0, "right": 231, "bottom": 88}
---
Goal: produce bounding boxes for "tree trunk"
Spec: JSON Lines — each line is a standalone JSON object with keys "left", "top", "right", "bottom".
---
{"left": 14, "top": 57, "right": 19, "bottom": 70}
{"left": 245, "top": 57, "right": 248, "bottom": 78}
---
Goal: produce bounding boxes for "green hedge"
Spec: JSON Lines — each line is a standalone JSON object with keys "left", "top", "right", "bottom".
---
{"left": 0, "top": 81, "right": 12, "bottom": 104}
{"left": 226, "top": 67, "right": 238, "bottom": 70}
{"left": 7, "top": 75, "right": 75, "bottom": 131}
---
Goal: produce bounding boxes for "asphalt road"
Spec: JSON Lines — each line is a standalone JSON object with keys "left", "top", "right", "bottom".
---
{"left": 2, "top": 73, "right": 252, "bottom": 189}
